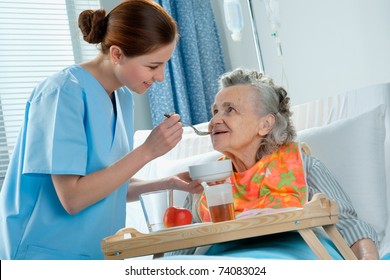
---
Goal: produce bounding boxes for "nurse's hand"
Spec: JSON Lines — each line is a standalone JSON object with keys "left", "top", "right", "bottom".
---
{"left": 142, "top": 113, "right": 183, "bottom": 159}
{"left": 169, "top": 172, "right": 204, "bottom": 194}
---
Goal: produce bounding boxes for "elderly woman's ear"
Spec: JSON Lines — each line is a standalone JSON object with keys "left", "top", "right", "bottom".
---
{"left": 258, "top": 114, "right": 276, "bottom": 136}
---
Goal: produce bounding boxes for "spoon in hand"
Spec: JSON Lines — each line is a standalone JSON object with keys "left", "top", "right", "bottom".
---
{"left": 164, "top": 113, "right": 211, "bottom": 136}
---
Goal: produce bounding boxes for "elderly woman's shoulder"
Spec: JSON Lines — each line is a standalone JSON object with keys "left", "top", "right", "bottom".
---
{"left": 300, "top": 150, "right": 332, "bottom": 176}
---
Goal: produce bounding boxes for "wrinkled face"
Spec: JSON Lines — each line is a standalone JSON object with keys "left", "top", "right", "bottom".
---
{"left": 116, "top": 42, "right": 176, "bottom": 94}
{"left": 209, "top": 85, "right": 265, "bottom": 158}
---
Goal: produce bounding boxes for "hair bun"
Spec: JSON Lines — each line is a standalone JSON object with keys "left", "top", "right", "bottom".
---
{"left": 276, "top": 87, "right": 291, "bottom": 116}
{"left": 78, "top": 9, "right": 107, "bottom": 44}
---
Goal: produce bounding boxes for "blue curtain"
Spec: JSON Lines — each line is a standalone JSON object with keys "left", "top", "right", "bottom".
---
{"left": 148, "top": 0, "right": 226, "bottom": 126}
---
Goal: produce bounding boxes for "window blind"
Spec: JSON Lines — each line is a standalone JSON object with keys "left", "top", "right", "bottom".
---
{"left": 0, "top": 0, "right": 100, "bottom": 189}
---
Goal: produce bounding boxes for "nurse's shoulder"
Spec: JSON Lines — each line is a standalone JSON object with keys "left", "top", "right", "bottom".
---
{"left": 28, "top": 64, "right": 85, "bottom": 104}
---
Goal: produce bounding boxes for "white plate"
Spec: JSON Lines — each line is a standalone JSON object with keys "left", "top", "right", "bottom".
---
{"left": 155, "top": 222, "right": 211, "bottom": 232}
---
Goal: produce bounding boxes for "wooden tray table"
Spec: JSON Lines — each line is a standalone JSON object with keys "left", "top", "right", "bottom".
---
{"left": 101, "top": 193, "right": 357, "bottom": 260}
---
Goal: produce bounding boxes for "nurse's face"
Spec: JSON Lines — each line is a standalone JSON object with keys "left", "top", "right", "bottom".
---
{"left": 117, "top": 42, "right": 176, "bottom": 94}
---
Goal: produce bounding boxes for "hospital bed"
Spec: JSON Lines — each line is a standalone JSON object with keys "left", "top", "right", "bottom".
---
{"left": 123, "top": 82, "right": 390, "bottom": 259}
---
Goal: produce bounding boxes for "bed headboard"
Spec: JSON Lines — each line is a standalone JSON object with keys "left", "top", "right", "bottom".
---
{"left": 291, "top": 83, "right": 390, "bottom": 214}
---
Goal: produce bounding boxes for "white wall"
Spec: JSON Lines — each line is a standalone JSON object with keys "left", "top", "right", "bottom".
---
{"left": 100, "top": 0, "right": 390, "bottom": 128}
{"left": 210, "top": 0, "right": 261, "bottom": 71}
{"left": 212, "top": 0, "right": 390, "bottom": 105}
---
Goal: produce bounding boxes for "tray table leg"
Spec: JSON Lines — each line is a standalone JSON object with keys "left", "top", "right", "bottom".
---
{"left": 298, "top": 228, "right": 332, "bottom": 260}
{"left": 323, "top": 225, "right": 358, "bottom": 260}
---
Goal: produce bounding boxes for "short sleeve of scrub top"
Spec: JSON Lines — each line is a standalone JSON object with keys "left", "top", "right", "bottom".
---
{"left": 23, "top": 72, "right": 88, "bottom": 175}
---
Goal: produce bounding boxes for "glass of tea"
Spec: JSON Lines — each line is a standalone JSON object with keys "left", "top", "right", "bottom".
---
{"left": 204, "top": 183, "right": 235, "bottom": 222}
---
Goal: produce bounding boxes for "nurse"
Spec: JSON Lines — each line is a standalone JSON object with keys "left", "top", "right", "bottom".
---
{"left": 0, "top": 0, "right": 202, "bottom": 260}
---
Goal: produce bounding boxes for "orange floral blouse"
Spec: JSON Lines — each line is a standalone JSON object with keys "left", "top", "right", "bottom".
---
{"left": 198, "top": 142, "right": 308, "bottom": 222}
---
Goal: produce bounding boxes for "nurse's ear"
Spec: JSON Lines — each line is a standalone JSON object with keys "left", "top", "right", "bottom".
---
{"left": 109, "top": 45, "right": 123, "bottom": 65}
{"left": 258, "top": 113, "right": 275, "bottom": 136}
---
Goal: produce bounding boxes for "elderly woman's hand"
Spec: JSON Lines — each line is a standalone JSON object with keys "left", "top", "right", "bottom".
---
{"left": 351, "top": 238, "right": 379, "bottom": 260}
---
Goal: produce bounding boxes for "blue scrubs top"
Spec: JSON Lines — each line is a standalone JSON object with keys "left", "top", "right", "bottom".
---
{"left": 0, "top": 65, "right": 134, "bottom": 259}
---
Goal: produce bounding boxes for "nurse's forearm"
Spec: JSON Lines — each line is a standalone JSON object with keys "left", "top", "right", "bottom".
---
{"left": 127, "top": 173, "right": 203, "bottom": 202}
{"left": 52, "top": 144, "right": 155, "bottom": 214}
{"left": 126, "top": 178, "right": 172, "bottom": 202}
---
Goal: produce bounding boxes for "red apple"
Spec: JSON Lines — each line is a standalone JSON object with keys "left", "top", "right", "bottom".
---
{"left": 163, "top": 206, "right": 193, "bottom": 228}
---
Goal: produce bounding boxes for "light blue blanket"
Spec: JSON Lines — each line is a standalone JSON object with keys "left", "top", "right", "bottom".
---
{"left": 203, "top": 231, "right": 343, "bottom": 259}
{"left": 163, "top": 231, "right": 390, "bottom": 260}
{"left": 382, "top": 253, "right": 390, "bottom": 260}
{"left": 163, "top": 231, "right": 343, "bottom": 260}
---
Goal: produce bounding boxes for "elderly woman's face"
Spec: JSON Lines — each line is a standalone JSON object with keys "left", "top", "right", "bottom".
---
{"left": 209, "top": 85, "right": 264, "bottom": 157}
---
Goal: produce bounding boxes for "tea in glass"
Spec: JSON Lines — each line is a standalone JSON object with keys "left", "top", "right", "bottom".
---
{"left": 204, "top": 183, "right": 235, "bottom": 223}
{"left": 209, "top": 202, "right": 235, "bottom": 222}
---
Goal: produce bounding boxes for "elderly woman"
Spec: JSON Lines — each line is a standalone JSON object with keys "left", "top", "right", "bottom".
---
{"left": 184, "top": 68, "right": 379, "bottom": 260}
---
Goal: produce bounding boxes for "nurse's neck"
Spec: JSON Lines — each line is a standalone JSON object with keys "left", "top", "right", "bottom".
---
{"left": 81, "top": 56, "right": 122, "bottom": 95}
{"left": 110, "top": 92, "right": 117, "bottom": 116}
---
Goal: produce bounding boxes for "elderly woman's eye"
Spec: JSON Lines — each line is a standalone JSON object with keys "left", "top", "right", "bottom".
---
{"left": 213, "top": 109, "right": 218, "bottom": 115}
{"left": 227, "top": 106, "right": 235, "bottom": 112}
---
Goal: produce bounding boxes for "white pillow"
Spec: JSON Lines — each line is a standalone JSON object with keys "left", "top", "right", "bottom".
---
{"left": 297, "top": 104, "right": 387, "bottom": 240}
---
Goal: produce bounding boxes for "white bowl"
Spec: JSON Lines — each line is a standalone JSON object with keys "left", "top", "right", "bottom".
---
{"left": 188, "top": 160, "right": 233, "bottom": 183}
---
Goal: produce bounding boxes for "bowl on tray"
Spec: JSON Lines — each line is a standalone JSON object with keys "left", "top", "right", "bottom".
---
{"left": 188, "top": 159, "right": 233, "bottom": 183}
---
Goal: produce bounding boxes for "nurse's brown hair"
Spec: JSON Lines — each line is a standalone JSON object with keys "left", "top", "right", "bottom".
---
{"left": 78, "top": 0, "right": 178, "bottom": 57}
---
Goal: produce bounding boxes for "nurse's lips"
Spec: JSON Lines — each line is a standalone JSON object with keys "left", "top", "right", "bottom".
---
{"left": 143, "top": 82, "right": 153, "bottom": 89}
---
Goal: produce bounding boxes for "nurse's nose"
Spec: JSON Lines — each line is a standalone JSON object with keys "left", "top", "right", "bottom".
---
{"left": 154, "top": 67, "right": 165, "bottom": 82}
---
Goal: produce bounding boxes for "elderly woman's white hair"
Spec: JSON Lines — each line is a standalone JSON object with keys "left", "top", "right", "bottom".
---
{"left": 218, "top": 68, "right": 296, "bottom": 160}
